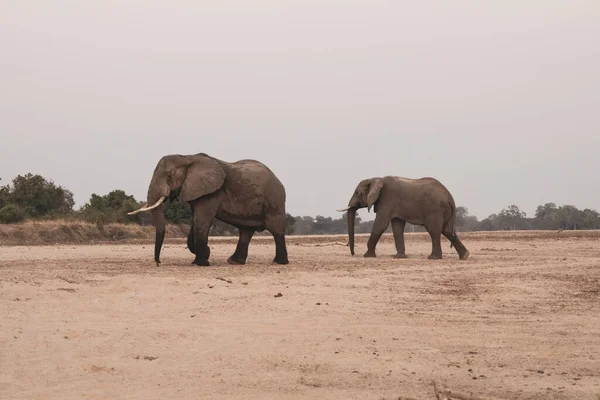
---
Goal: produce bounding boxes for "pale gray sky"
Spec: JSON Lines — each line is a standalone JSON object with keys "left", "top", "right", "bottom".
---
{"left": 1, "top": 1, "right": 599, "bottom": 220}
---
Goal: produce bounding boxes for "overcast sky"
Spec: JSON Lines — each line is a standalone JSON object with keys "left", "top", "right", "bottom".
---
{"left": 1, "top": 1, "right": 598, "bottom": 220}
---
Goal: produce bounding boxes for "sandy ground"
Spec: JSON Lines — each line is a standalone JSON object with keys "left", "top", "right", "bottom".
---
{"left": 1, "top": 232, "right": 599, "bottom": 400}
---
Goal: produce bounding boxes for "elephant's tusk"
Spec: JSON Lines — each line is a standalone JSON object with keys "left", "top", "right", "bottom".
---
{"left": 127, "top": 196, "right": 166, "bottom": 215}
{"left": 336, "top": 207, "right": 351, "bottom": 212}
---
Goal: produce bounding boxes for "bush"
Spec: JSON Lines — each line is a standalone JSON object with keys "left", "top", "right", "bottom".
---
{"left": 80, "top": 190, "right": 141, "bottom": 224}
{"left": 164, "top": 200, "right": 192, "bottom": 224}
{"left": 8, "top": 174, "right": 74, "bottom": 217}
{"left": 0, "top": 204, "right": 26, "bottom": 224}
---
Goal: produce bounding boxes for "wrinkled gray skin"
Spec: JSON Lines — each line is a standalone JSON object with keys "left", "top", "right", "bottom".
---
{"left": 342, "top": 176, "right": 469, "bottom": 260}
{"left": 143, "top": 153, "right": 289, "bottom": 266}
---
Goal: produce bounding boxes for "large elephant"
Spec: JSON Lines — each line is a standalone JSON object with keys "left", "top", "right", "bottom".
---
{"left": 337, "top": 176, "right": 469, "bottom": 260}
{"left": 129, "top": 153, "right": 289, "bottom": 266}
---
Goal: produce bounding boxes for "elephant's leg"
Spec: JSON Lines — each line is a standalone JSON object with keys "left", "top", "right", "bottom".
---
{"left": 187, "top": 225, "right": 195, "bottom": 254}
{"left": 188, "top": 222, "right": 212, "bottom": 258}
{"left": 227, "top": 227, "right": 255, "bottom": 265}
{"left": 426, "top": 223, "right": 443, "bottom": 260}
{"left": 391, "top": 218, "right": 407, "bottom": 258}
{"left": 190, "top": 198, "right": 220, "bottom": 266}
{"left": 442, "top": 226, "right": 470, "bottom": 260}
{"left": 266, "top": 214, "right": 289, "bottom": 265}
{"left": 272, "top": 234, "right": 289, "bottom": 264}
{"left": 365, "top": 214, "right": 390, "bottom": 258}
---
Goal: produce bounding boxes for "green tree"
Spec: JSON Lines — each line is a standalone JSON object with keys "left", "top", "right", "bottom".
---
{"left": 0, "top": 184, "right": 10, "bottom": 210}
{"left": 162, "top": 199, "right": 237, "bottom": 235}
{"left": 0, "top": 204, "right": 26, "bottom": 224}
{"left": 6, "top": 174, "right": 74, "bottom": 218}
{"left": 164, "top": 199, "right": 192, "bottom": 224}
{"left": 80, "top": 190, "right": 140, "bottom": 224}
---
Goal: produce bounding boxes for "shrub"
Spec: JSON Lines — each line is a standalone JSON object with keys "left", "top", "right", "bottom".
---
{"left": 80, "top": 190, "right": 141, "bottom": 224}
{"left": 0, "top": 204, "right": 26, "bottom": 224}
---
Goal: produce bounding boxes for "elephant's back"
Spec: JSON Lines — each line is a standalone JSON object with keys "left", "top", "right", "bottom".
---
{"left": 231, "top": 159, "right": 272, "bottom": 172}
{"left": 223, "top": 159, "right": 286, "bottom": 199}
{"left": 387, "top": 176, "right": 441, "bottom": 187}
{"left": 388, "top": 176, "right": 454, "bottom": 199}
{"left": 233, "top": 159, "right": 283, "bottom": 182}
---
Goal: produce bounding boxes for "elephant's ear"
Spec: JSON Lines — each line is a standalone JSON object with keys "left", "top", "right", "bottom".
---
{"left": 366, "top": 178, "right": 383, "bottom": 212}
{"left": 180, "top": 157, "right": 226, "bottom": 202}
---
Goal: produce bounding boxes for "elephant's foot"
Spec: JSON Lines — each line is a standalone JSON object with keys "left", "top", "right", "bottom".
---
{"left": 427, "top": 253, "right": 443, "bottom": 260}
{"left": 393, "top": 253, "right": 408, "bottom": 259}
{"left": 273, "top": 257, "right": 289, "bottom": 265}
{"left": 227, "top": 256, "right": 246, "bottom": 265}
{"left": 188, "top": 245, "right": 210, "bottom": 258}
{"left": 363, "top": 251, "right": 376, "bottom": 258}
{"left": 191, "top": 257, "right": 210, "bottom": 266}
{"left": 459, "top": 250, "right": 470, "bottom": 261}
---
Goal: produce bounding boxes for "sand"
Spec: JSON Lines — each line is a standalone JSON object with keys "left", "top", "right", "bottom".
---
{"left": 1, "top": 232, "right": 599, "bottom": 399}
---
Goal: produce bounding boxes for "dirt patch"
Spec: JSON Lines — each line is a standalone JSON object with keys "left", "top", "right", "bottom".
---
{"left": 1, "top": 232, "right": 599, "bottom": 399}
{"left": 56, "top": 287, "right": 77, "bottom": 293}
{"left": 423, "top": 277, "right": 480, "bottom": 298}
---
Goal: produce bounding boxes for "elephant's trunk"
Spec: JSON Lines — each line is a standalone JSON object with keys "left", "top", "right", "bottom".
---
{"left": 347, "top": 208, "right": 356, "bottom": 256}
{"left": 153, "top": 204, "right": 166, "bottom": 266}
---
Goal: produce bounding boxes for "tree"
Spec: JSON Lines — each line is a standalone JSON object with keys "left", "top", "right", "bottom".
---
{"left": 164, "top": 199, "right": 193, "bottom": 224}
{"left": 501, "top": 205, "right": 526, "bottom": 219}
{"left": 455, "top": 206, "right": 479, "bottom": 232}
{"left": 533, "top": 203, "right": 559, "bottom": 229}
{"left": 0, "top": 184, "right": 10, "bottom": 210}
{"left": 313, "top": 216, "right": 331, "bottom": 234}
{"left": 80, "top": 190, "right": 140, "bottom": 224}
{"left": 474, "top": 217, "right": 497, "bottom": 231}
{"left": 581, "top": 209, "right": 600, "bottom": 229}
{"left": 162, "top": 199, "right": 237, "bottom": 235}
{"left": 0, "top": 204, "right": 26, "bottom": 224}
{"left": 496, "top": 205, "right": 531, "bottom": 230}
{"left": 554, "top": 205, "right": 584, "bottom": 230}
{"left": 1, "top": 174, "right": 74, "bottom": 219}
{"left": 532, "top": 203, "right": 599, "bottom": 230}
{"left": 285, "top": 213, "right": 296, "bottom": 235}
{"left": 294, "top": 216, "right": 315, "bottom": 235}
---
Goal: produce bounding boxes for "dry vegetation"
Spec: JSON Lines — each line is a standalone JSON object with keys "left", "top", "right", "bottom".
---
{"left": 0, "top": 220, "right": 189, "bottom": 246}
{"left": 2, "top": 219, "right": 600, "bottom": 247}
{"left": 1, "top": 229, "right": 600, "bottom": 399}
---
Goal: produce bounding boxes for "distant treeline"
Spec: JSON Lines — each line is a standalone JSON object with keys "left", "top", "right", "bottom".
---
{"left": 1, "top": 173, "right": 599, "bottom": 234}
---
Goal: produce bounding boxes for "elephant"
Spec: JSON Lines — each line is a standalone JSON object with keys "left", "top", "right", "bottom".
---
{"left": 337, "top": 176, "right": 469, "bottom": 260}
{"left": 128, "top": 153, "right": 289, "bottom": 266}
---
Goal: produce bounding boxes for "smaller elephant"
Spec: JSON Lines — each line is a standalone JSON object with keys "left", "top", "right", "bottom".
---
{"left": 337, "top": 176, "right": 469, "bottom": 260}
